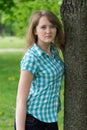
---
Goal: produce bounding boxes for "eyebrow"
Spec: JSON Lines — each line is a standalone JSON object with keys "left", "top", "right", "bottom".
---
{"left": 38, "top": 23, "right": 54, "bottom": 26}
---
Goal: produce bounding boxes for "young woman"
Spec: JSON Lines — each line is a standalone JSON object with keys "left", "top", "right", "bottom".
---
{"left": 15, "top": 10, "right": 64, "bottom": 130}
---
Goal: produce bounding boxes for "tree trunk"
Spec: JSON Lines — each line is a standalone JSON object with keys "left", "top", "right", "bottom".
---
{"left": 60, "top": 0, "right": 87, "bottom": 130}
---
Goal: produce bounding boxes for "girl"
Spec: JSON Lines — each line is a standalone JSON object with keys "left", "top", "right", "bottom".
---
{"left": 15, "top": 10, "right": 64, "bottom": 130}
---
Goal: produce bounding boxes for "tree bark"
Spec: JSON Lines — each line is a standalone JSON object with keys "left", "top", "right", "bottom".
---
{"left": 61, "top": 0, "right": 87, "bottom": 130}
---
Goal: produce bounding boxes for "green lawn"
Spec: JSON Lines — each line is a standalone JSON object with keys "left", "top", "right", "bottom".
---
{"left": 0, "top": 36, "right": 25, "bottom": 48}
{"left": 0, "top": 36, "right": 64, "bottom": 130}
{"left": 0, "top": 52, "right": 23, "bottom": 130}
{"left": 58, "top": 81, "right": 64, "bottom": 130}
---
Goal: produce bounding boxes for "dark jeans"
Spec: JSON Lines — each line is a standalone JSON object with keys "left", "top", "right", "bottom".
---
{"left": 14, "top": 114, "right": 59, "bottom": 130}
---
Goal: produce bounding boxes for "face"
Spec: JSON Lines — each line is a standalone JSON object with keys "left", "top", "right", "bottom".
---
{"left": 35, "top": 16, "right": 57, "bottom": 45}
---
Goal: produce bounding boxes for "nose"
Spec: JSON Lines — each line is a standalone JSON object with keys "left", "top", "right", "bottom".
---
{"left": 46, "top": 27, "right": 51, "bottom": 33}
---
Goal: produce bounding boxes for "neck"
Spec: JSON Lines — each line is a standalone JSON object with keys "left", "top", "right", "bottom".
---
{"left": 37, "top": 42, "right": 51, "bottom": 55}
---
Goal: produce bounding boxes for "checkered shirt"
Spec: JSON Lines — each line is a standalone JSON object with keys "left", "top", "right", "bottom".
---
{"left": 21, "top": 43, "right": 64, "bottom": 123}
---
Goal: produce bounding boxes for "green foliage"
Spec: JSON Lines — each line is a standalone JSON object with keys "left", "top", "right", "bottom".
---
{"left": 0, "top": 0, "right": 63, "bottom": 36}
{"left": 0, "top": 0, "right": 15, "bottom": 12}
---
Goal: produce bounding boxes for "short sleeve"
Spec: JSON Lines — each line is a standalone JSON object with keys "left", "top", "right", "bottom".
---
{"left": 21, "top": 53, "right": 38, "bottom": 75}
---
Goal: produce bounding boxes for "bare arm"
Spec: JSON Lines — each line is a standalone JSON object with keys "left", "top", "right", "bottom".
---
{"left": 16, "top": 70, "right": 33, "bottom": 130}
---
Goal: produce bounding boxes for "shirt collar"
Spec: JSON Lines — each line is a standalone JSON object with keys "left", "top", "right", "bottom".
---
{"left": 31, "top": 43, "right": 57, "bottom": 57}
{"left": 31, "top": 43, "right": 45, "bottom": 56}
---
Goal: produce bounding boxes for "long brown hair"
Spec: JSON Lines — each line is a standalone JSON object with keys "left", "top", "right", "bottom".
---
{"left": 26, "top": 10, "right": 64, "bottom": 52}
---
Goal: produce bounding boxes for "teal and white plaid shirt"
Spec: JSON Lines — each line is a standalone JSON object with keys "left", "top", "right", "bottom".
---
{"left": 21, "top": 43, "right": 64, "bottom": 123}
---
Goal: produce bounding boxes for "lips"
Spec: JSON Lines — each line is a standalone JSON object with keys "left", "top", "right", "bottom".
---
{"left": 45, "top": 35, "right": 52, "bottom": 38}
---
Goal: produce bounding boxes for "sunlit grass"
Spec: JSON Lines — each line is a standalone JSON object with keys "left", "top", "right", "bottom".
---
{"left": 0, "top": 36, "right": 25, "bottom": 48}
{"left": 0, "top": 52, "right": 23, "bottom": 130}
{"left": 58, "top": 78, "right": 64, "bottom": 130}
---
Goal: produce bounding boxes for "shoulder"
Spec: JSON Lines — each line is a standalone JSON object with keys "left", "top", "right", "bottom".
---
{"left": 21, "top": 48, "right": 37, "bottom": 65}
{"left": 20, "top": 48, "right": 39, "bottom": 74}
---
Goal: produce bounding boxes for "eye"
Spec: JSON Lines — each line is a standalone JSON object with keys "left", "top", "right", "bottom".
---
{"left": 50, "top": 25, "right": 56, "bottom": 28}
{"left": 40, "top": 26, "right": 46, "bottom": 29}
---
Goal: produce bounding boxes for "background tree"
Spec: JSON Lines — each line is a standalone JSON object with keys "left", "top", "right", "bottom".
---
{"left": 0, "top": 0, "right": 15, "bottom": 35}
{"left": 0, "top": 0, "right": 62, "bottom": 36}
{"left": 61, "top": 0, "right": 87, "bottom": 129}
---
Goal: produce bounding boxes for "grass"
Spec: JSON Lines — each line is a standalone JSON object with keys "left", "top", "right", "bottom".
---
{"left": 0, "top": 52, "right": 23, "bottom": 130}
{"left": 0, "top": 36, "right": 64, "bottom": 130}
{"left": 0, "top": 36, "right": 25, "bottom": 48}
{"left": 58, "top": 80, "right": 64, "bottom": 130}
